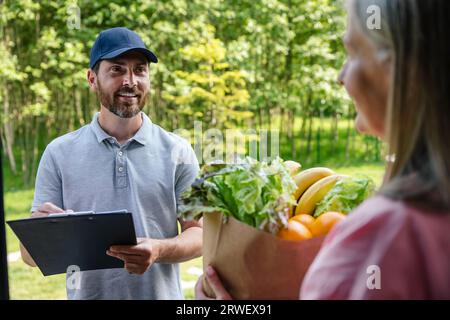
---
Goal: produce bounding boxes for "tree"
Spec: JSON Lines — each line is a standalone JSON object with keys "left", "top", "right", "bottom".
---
{"left": 163, "top": 22, "right": 250, "bottom": 130}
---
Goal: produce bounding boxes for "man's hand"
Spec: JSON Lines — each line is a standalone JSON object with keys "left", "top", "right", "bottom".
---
{"left": 21, "top": 202, "right": 73, "bottom": 267}
{"left": 107, "top": 218, "right": 202, "bottom": 275}
{"left": 32, "top": 202, "right": 73, "bottom": 218}
{"left": 107, "top": 238, "right": 161, "bottom": 275}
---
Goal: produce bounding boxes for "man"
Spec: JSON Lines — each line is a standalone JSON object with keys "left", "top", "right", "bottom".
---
{"left": 19, "top": 27, "right": 202, "bottom": 300}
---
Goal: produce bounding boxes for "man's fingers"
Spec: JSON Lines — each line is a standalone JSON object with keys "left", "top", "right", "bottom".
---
{"left": 38, "top": 202, "right": 64, "bottom": 213}
{"left": 205, "top": 266, "right": 232, "bottom": 300}
{"left": 109, "top": 241, "right": 151, "bottom": 255}
{"left": 109, "top": 245, "right": 141, "bottom": 255}
{"left": 106, "top": 250, "right": 143, "bottom": 263}
{"left": 31, "top": 211, "right": 50, "bottom": 218}
{"left": 124, "top": 262, "right": 145, "bottom": 275}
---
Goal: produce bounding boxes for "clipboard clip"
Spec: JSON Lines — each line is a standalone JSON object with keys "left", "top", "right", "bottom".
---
{"left": 47, "top": 209, "right": 128, "bottom": 218}
{"left": 48, "top": 211, "right": 95, "bottom": 218}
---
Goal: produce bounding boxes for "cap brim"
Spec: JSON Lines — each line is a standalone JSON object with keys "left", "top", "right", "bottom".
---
{"left": 101, "top": 47, "right": 158, "bottom": 64}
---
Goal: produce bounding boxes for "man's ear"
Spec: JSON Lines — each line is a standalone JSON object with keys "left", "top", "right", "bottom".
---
{"left": 87, "top": 69, "right": 98, "bottom": 92}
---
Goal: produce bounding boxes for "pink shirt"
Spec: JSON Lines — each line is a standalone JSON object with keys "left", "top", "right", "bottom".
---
{"left": 300, "top": 195, "right": 450, "bottom": 299}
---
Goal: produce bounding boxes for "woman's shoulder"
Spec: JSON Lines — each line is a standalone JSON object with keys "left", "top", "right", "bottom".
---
{"left": 301, "top": 195, "right": 450, "bottom": 299}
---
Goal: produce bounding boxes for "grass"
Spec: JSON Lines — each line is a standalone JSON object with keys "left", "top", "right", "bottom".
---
{"left": 4, "top": 189, "right": 35, "bottom": 254}
{"left": 3, "top": 162, "right": 385, "bottom": 299}
{"left": 8, "top": 261, "right": 67, "bottom": 300}
{"left": 279, "top": 125, "right": 384, "bottom": 169}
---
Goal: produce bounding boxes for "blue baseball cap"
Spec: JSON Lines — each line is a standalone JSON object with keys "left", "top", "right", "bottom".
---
{"left": 89, "top": 27, "right": 158, "bottom": 69}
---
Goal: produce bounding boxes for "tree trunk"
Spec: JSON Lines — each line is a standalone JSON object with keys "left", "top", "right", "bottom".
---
{"left": 375, "top": 138, "right": 380, "bottom": 161}
{"left": 73, "top": 86, "right": 84, "bottom": 127}
{"left": 329, "top": 111, "right": 339, "bottom": 157}
{"left": 279, "top": 104, "right": 285, "bottom": 136}
{"left": 345, "top": 109, "right": 352, "bottom": 161}
{"left": 288, "top": 109, "right": 296, "bottom": 160}
{"left": 316, "top": 110, "right": 322, "bottom": 164}
{"left": 20, "top": 120, "right": 30, "bottom": 186}
{"left": 266, "top": 103, "right": 272, "bottom": 133}
{"left": 306, "top": 112, "right": 313, "bottom": 161}
{"left": 83, "top": 87, "right": 91, "bottom": 124}
{"left": 30, "top": 117, "right": 40, "bottom": 186}
{"left": 2, "top": 83, "right": 17, "bottom": 173}
{"left": 295, "top": 107, "right": 307, "bottom": 161}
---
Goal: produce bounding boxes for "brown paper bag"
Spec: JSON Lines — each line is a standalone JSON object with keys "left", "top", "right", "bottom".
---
{"left": 202, "top": 211, "right": 324, "bottom": 300}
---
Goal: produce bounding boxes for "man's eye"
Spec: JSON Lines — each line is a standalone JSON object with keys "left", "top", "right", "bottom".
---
{"left": 111, "top": 66, "right": 122, "bottom": 72}
{"left": 135, "top": 67, "right": 146, "bottom": 73}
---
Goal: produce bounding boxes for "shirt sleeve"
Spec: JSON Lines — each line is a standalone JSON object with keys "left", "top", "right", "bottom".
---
{"left": 173, "top": 141, "right": 199, "bottom": 209}
{"left": 31, "top": 144, "right": 63, "bottom": 212}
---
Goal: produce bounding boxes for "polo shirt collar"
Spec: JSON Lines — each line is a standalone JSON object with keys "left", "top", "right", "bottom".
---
{"left": 132, "top": 113, "right": 152, "bottom": 146}
{"left": 90, "top": 112, "right": 152, "bottom": 146}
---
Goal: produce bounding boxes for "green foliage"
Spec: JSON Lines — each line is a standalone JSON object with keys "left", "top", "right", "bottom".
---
{"left": 164, "top": 24, "right": 250, "bottom": 128}
{"left": 0, "top": 0, "right": 381, "bottom": 184}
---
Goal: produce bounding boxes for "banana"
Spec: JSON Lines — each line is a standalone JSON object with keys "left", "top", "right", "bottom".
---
{"left": 295, "top": 174, "right": 345, "bottom": 216}
{"left": 284, "top": 160, "right": 302, "bottom": 176}
{"left": 292, "top": 167, "right": 335, "bottom": 201}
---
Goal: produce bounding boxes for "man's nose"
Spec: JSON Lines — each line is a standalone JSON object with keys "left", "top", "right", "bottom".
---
{"left": 122, "top": 69, "right": 137, "bottom": 87}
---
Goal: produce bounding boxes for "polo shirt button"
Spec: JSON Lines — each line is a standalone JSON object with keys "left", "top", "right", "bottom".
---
{"left": 119, "top": 151, "right": 123, "bottom": 156}
{"left": 118, "top": 167, "right": 123, "bottom": 172}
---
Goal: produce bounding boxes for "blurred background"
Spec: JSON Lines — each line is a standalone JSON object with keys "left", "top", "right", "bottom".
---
{"left": 1, "top": 0, "right": 385, "bottom": 299}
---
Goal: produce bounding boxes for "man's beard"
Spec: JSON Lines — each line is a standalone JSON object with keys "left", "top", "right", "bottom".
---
{"left": 97, "top": 81, "right": 148, "bottom": 118}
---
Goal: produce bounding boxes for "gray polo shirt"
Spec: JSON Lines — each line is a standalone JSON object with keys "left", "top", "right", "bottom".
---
{"left": 31, "top": 112, "right": 199, "bottom": 300}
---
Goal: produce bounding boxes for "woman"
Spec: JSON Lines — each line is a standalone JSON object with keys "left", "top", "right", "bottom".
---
{"left": 196, "top": 0, "right": 450, "bottom": 299}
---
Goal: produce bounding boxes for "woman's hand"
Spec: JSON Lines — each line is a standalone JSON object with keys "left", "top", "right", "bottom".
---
{"left": 195, "top": 266, "right": 233, "bottom": 300}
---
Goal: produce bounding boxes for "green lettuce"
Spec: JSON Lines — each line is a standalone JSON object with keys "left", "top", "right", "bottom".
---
{"left": 178, "top": 157, "right": 297, "bottom": 234}
{"left": 313, "top": 175, "right": 376, "bottom": 218}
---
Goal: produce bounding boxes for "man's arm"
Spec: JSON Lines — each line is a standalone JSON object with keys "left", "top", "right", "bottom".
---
{"left": 22, "top": 144, "right": 65, "bottom": 267}
{"left": 153, "top": 139, "right": 202, "bottom": 263}
{"left": 156, "top": 217, "right": 203, "bottom": 263}
{"left": 20, "top": 243, "right": 37, "bottom": 267}
{"left": 20, "top": 202, "right": 67, "bottom": 267}
{"left": 107, "top": 218, "right": 203, "bottom": 275}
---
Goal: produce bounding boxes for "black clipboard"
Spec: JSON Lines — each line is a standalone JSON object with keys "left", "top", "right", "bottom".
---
{"left": 6, "top": 210, "right": 137, "bottom": 276}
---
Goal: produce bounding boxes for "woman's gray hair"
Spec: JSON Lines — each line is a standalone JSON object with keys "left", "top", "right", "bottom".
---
{"left": 349, "top": 0, "right": 450, "bottom": 210}
{"left": 350, "top": 0, "right": 394, "bottom": 60}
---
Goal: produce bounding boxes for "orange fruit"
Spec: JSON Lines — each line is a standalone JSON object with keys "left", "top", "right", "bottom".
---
{"left": 290, "top": 214, "right": 316, "bottom": 231}
{"left": 310, "top": 211, "right": 346, "bottom": 237}
{"left": 290, "top": 214, "right": 315, "bottom": 232}
{"left": 278, "top": 220, "right": 313, "bottom": 241}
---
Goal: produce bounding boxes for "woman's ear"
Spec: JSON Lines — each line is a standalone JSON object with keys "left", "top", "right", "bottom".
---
{"left": 87, "top": 69, "right": 98, "bottom": 92}
{"left": 377, "top": 49, "right": 393, "bottom": 71}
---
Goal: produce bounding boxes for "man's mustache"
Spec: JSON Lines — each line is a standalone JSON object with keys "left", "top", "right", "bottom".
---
{"left": 115, "top": 87, "right": 141, "bottom": 96}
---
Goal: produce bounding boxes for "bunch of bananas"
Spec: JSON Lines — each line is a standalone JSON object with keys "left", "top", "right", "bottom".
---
{"left": 278, "top": 161, "right": 346, "bottom": 241}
